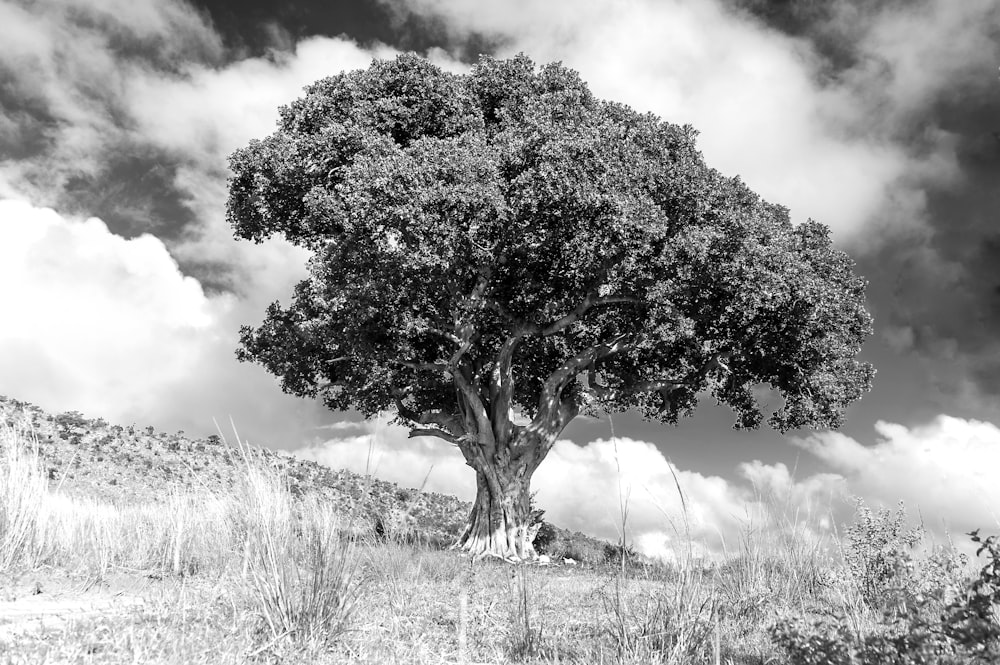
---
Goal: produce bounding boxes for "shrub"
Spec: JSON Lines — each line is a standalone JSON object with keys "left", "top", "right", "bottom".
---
{"left": 940, "top": 530, "right": 1000, "bottom": 658}
{"left": 772, "top": 530, "right": 1000, "bottom": 665}
{"left": 55, "top": 411, "right": 87, "bottom": 430}
{"left": 534, "top": 521, "right": 557, "bottom": 555}
{"left": 527, "top": 494, "right": 555, "bottom": 554}
{"left": 603, "top": 542, "right": 639, "bottom": 567}
{"left": 840, "top": 498, "right": 924, "bottom": 611}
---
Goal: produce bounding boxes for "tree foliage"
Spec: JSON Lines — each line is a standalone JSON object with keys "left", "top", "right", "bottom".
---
{"left": 229, "top": 53, "right": 872, "bottom": 436}
{"left": 227, "top": 53, "right": 874, "bottom": 559}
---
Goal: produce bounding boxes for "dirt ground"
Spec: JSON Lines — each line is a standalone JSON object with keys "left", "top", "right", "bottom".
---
{"left": 0, "top": 571, "right": 150, "bottom": 641}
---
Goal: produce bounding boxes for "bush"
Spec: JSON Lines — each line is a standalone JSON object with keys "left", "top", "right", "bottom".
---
{"left": 55, "top": 411, "right": 87, "bottom": 430}
{"left": 527, "top": 494, "right": 556, "bottom": 554}
{"left": 603, "top": 542, "right": 638, "bottom": 567}
{"left": 840, "top": 499, "right": 924, "bottom": 611}
{"left": 534, "top": 521, "right": 557, "bottom": 554}
{"left": 940, "top": 530, "right": 1000, "bottom": 658}
{"left": 772, "top": 530, "right": 1000, "bottom": 665}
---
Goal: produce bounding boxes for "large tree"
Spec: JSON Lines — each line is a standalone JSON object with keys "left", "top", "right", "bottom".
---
{"left": 227, "top": 54, "right": 874, "bottom": 561}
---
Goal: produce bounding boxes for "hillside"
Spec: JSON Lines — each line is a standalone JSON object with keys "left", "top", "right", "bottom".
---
{"left": 0, "top": 395, "right": 614, "bottom": 562}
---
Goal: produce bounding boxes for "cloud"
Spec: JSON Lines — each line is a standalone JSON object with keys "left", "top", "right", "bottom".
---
{"left": 0, "top": 0, "right": 424, "bottom": 442}
{"left": 120, "top": 36, "right": 404, "bottom": 287}
{"left": 293, "top": 419, "right": 474, "bottom": 499}
{"left": 124, "top": 37, "right": 396, "bottom": 173}
{"left": 294, "top": 422, "right": 846, "bottom": 561}
{"left": 793, "top": 416, "right": 1000, "bottom": 539}
{"left": 0, "top": 196, "right": 351, "bottom": 447}
{"left": 0, "top": 198, "right": 221, "bottom": 417}
{"left": 0, "top": 0, "right": 223, "bottom": 204}
{"left": 386, "top": 0, "right": 1000, "bottom": 425}
{"left": 727, "top": 0, "right": 1000, "bottom": 409}
{"left": 295, "top": 414, "right": 999, "bottom": 560}
{"left": 0, "top": 0, "right": 420, "bottom": 286}
{"left": 839, "top": 0, "right": 1000, "bottom": 117}
{"left": 382, "top": 0, "right": 943, "bottom": 241}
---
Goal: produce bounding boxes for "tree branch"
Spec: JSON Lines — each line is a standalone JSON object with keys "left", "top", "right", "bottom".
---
{"left": 512, "top": 334, "right": 637, "bottom": 460}
{"left": 449, "top": 323, "right": 476, "bottom": 368}
{"left": 453, "top": 369, "right": 496, "bottom": 451}
{"left": 408, "top": 428, "right": 459, "bottom": 444}
{"left": 444, "top": 269, "right": 492, "bottom": 369}
{"left": 398, "top": 360, "right": 452, "bottom": 374}
{"left": 393, "top": 390, "right": 464, "bottom": 436}
{"left": 489, "top": 327, "right": 529, "bottom": 447}
{"left": 539, "top": 292, "right": 644, "bottom": 337}
{"left": 620, "top": 350, "right": 733, "bottom": 411}
{"left": 423, "top": 325, "right": 463, "bottom": 346}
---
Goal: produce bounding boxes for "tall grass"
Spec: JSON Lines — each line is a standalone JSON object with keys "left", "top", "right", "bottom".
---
{"left": 0, "top": 422, "right": 46, "bottom": 570}
{"left": 0, "top": 418, "right": 362, "bottom": 658}
{"left": 599, "top": 416, "right": 722, "bottom": 664}
{"left": 234, "top": 441, "right": 360, "bottom": 655}
{"left": 1, "top": 420, "right": 238, "bottom": 577}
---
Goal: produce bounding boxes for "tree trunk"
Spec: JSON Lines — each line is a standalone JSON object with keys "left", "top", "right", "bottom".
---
{"left": 453, "top": 459, "right": 537, "bottom": 561}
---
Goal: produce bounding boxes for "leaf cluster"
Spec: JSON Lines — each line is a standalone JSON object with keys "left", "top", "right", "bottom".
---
{"left": 228, "top": 53, "right": 874, "bottom": 432}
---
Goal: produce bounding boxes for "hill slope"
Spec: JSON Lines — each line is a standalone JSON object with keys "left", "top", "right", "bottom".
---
{"left": 0, "top": 395, "right": 614, "bottom": 562}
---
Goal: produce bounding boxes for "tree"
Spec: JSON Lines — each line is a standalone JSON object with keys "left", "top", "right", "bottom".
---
{"left": 226, "top": 53, "right": 875, "bottom": 562}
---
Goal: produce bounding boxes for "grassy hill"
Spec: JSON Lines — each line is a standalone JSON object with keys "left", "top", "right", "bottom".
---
{"left": 0, "top": 395, "right": 469, "bottom": 547}
{"left": 0, "top": 395, "right": 997, "bottom": 664}
{"left": 0, "top": 395, "right": 621, "bottom": 563}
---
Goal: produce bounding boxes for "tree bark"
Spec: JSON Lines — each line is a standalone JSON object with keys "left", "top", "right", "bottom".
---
{"left": 453, "top": 456, "right": 537, "bottom": 561}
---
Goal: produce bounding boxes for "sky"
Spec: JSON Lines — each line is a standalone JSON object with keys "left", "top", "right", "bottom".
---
{"left": 1, "top": 0, "right": 999, "bottom": 561}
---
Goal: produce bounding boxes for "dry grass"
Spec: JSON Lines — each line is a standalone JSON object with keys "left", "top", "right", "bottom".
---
{"left": 0, "top": 417, "right": 994, "bottom": 664}
{"left": 236, "top": 442, "right": 360, "bottom": 656}
{"left": 0, "top": 421, "right": 362, "bottom": 662}
{"left": 1, "top": 425, "right": 45, "bottom": 570}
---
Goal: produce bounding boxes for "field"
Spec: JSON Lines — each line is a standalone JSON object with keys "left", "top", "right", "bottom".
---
{"left": 1, "top": 397, "right": 997, "bottom": 664}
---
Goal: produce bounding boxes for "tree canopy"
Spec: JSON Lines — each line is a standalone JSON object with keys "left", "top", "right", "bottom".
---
{"left": 227, "top": 53, "right": 874, "bottom": 559}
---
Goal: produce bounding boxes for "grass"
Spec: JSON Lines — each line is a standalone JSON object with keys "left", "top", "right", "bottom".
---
{"left": 1, "top": 406, "right": 998, "bottom": 663}
{"left": 0, "top": 419, "right": 361, "bottom": 661}
{"left": 235, "top": 440, "right": 360, "bottom": 656}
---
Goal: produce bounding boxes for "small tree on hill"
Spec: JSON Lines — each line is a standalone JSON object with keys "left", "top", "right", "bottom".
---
{"left": 227, "top": 54, "right": 874, "bottom": 561}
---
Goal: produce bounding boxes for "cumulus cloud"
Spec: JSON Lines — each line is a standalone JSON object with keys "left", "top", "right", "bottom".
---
{"left": 0, "top": 0, "right": 434, "bottom": 285}
{"left": 295, "top": 422, "right": 849, "bottom": 561}
{"left": 793, "top": 416, "right": 1000, "bottom": 539}
{"left": 0, "top": 0, "right": 415, "bottom": 441}
{"left": 296, "top": 414, "right": 1000, "bottom": 560}
{"left": 120, "top": 36, "right": 404, "bottom": 287}
{"left": 0, "top": 198, "right": 220, "bottom": 417}
{"left": 0, "top": 0, "right": 223, "bottom": 203}
{"left": 125, "top": 37, "right": 395, "bottom": 173}
{"left": 0, "top": 197, "right": 346, "bottom": 446}
{"left": 293, "top": 419, "right": 474, "bottom": 499}
{"left": 382, "top": 0, "right": 948, "bottom": 241}
{"left": 838, "top": 0, "right": 1000, "bottom": 118}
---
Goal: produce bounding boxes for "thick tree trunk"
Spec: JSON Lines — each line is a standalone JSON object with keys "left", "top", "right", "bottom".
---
{"left": 453, "top": 460, "right": 537, "bottom": 561}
